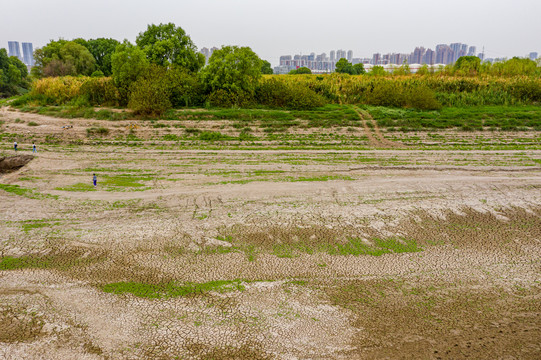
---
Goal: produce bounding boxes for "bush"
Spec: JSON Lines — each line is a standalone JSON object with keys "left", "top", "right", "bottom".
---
{"left": 364, "top": 80, "right": 405, "bottom": 108}
{"left": 364, "top": 80, "right": 441, "bottom": 110}
{"left": 79, "top": 77, "right": 119, "bottom": 106}
{"left": 27, "top": 121, "right": 39, "bottom": 126}
{"left": 128, "top": 65, "right": 172, "bottom": 116}
{"left": 404, "top": 86, "right": 442, "bottom": 110}
{"left": 31, "top": 76, "right": 86, "bottom": 104}
{"left": 510, "top": 79, "right": 541, "bottom": 103}
{"left": 207, "top": 89, "right": 254, "bottom": 108}
{"left": 86, "top": 126, "right": 109, "bottom": 136}
{"left": 198, "top": 131, "right": 230, "bottom": 141}
{"left": 167, "top": 68, "right": 204, "bottom": 107}
{"left": 256, "top": 78, "right": 326, "bottom": 110}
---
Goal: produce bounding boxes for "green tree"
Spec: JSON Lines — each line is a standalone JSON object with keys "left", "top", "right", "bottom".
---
{"left": 353, "top": 63, "right": 366, "bottom": 75}
{"left": 335, "top": 58, "right": 365, "bottom": 74}
{"left": 454, "top": 56, "right": 481, "bottom": 75}
{"left": 261, "top": 60, "right": 273, "bottom": 74}
{"left": 369, "top": 65, "right": 386, "bottom": 76}
{"left": 136, "top": 23, "right": 204, "bottom": 72}
{"left": 128, "top": 65, "right": 172, "bottom": 116}
{"left": 335, "top": 58, "right": 351, "bottom": 73}
{"left": 111, "top": 41, "right": 149, "bottom": 104}
{"left": 75, "top": 38, "right": 120, "bottom": 76}
{"left": 6, "top": 64, "right": 22, "bottom": 86}
{"left": 289, "top": 67, "right": 311, "bottom": 74}
{"left": 9, "top": 56, "right": 28, "bottom": 79}
{"left": 201, "top": 45, "right": 262, "bottom": 95}
{"left": 0, "top": 49, "right": 30, "bottom": 97}
{"left": 495, "top": 57, "right": 538, "bottom": 76}
{"left": 33, "top": 40, "right": 95, "bottom": 77}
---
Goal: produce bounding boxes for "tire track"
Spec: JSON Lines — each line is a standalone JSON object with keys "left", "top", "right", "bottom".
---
{"left": 354, "top": 107, "right": 404, "bottom": 148}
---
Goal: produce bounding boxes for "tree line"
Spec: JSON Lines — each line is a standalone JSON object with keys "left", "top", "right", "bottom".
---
{"left": 2, "top": 22, "right": 540, "bottom": 113}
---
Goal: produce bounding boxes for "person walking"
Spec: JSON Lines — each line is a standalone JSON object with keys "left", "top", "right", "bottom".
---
{"left": 14, "top": 141, "right": 17, "bottom": 152}
{"left": 32, "top": 143, "right": 37, "bottom": 153}
{"left": 93, "top": 173, "right": 97, "bottom": 187}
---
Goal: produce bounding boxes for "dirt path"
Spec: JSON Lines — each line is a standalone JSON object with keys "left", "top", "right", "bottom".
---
{"left": 354, "top": 107, "right": 405, "bottom": 148}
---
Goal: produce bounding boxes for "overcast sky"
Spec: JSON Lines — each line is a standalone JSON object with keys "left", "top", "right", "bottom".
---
{"left": 1, "top": 0, "right": 540, "bottom": 66}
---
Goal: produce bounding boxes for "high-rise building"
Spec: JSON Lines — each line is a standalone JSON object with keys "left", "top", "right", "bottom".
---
{"left": 436, "top": 44, "right": 453, "bottom": 64}
{"left": 423, "top": 49, "right": 435, "bottom": 65}
{"left": 468, "top": 46, "right": 476, "bottom": 56}
{"left": 372, "top": 53, "right": 381, "bottom": 65}
{"left": 8, "top": 41, "right": 22, "bottom": 60}
{"left": 347, "top": 50, "right": 353, "bottom": 61}
{"left": 529, "top": 52, "right": 538, "bottom": 60}
{"left": 329, "top": 50, "right": 335, "bottom": 62}
{"left": 21, "top": 43, "right": 34, "bottom": 66}
{"left": 412, "top": 47, "right": 425, "bottom": 64}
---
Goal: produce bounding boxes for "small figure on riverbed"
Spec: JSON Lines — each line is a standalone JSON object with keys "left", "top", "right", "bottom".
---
{"left": 32, "top": 143, "right": 37, "bottom": 153}
{"left": 93, "top": 173, "right": 97, "bottom": 187}
{"left": 14, "top": 141, "right": 17, "bottom": 152}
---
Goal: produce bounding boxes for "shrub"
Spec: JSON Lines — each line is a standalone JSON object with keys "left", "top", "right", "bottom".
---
{"left": 79, "top": 77, "right": 119, "bottom": 106}
{"left": 31, "top": 76, "right": 86, "bottom": 104}
{"left": 256, "top": 78, "right": 326, "bottom": 110}
{"left": 404, "top": 86, "right": 442, "bottom": 110}
{"left": 86, "top": 126, "right": 109, "bottom": 136}
{"left": 27, "top": 121, "right": 39, "bottom": 126}
{"left": 364, "top": 80, "right": 405, "bottom": 107}
{"left": 207, "top": 89, "right": 254, "bottom": 108}
{"left": 91, "top": 70, "right": 105, "bottom": 77}
{"left": 198, "top": 131, "right": 230, "bottom": 141}
{"left": 167, "top": 67, "right": 204, "bottom": 107}
{"left": 128, "top": 65, "right": 172, "bottom": 116}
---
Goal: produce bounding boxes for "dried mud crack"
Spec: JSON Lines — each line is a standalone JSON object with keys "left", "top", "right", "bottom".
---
{"left": 1, "top": 109, "right": 540, "bottom": 359}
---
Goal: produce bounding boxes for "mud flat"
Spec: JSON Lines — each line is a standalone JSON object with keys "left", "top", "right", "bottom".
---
{"left": 0, "top": 109, "right": 540, "bottom": 359}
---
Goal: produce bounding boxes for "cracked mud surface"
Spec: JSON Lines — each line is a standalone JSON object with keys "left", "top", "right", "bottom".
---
{"left": 0, "top": 110, "right": 540, "bottom": 359}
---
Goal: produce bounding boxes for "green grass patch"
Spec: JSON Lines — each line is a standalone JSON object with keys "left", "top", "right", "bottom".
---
{"left": 55, "top": 182, "right": 96, "bottom": 192}
{"left": 0, "top": 183, "right": 57, "bottom": 199}
{"left": 270, "top": 237, "right": 422, "bottom": 257}
{"left": 56, "top": 175, "right": 152, "bottom": 192}
{"left": 102, "top": 280, "right": 246, "bottom": 299}
{"left": 20, "top": 219, "right": 61, "bottom": 232}
{"left": 367, "top": 105, "right": 541, "bottom": 130}
{"left": 0, "top": 256, "right": 52, "bottom": 271}
{"left": 285, "top": 175, "right": 354, "bottom": 182}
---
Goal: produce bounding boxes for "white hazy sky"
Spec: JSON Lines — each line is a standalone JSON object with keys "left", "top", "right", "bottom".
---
{"left": 1, "top": 0, "right": 540, "bottom": 66}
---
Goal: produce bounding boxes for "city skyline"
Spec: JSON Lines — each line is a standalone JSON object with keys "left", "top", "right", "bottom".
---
{"left": 274, "top": 42, "right": 538, "bottom": 74}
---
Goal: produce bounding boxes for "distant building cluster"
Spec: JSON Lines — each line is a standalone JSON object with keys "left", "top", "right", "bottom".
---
{"left": 367, "top": 43, "right": 481, "bottom": 66}
{"left": 200, "top": 47, "right": 219, "bottom": 64}
{"left": 274, "top": 43, "right": 505, "bottom": 74}
{"left": 274, "top": 49, "right": 354, "bottom": 74}
{"left": 8, "top": 41, "right": 34, "bottom": 68}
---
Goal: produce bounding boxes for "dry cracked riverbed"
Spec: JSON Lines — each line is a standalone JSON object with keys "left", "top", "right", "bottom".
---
{"left": 0, "top": 110, "right": 540, "bottom": 359}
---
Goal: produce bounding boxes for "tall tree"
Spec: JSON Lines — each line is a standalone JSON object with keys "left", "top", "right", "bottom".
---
{"left": 454, "top": 56, "right": 481, "bottom": 75}
{"left": 201, "top": 45, "right": 262, "bottom": 94}
{"left": 111, "top": 41, "right": 149, "bottom": 104}
{"left": 261, "top": 60, "right": 273, "bottom": 74}
{"left": 75, "top": 38, "right": 120, "bottom": 76}
{"left": 335, "top": 58, "right": 365, "bottom": 75}
{"left": 0, "top": 48, "right": 30, "bottom": 97}
{"left": 136, "top": 23, "right": 204, "bottom": 72}
{"left": 33, "top": 40, "right": 95, "bottom": 77}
